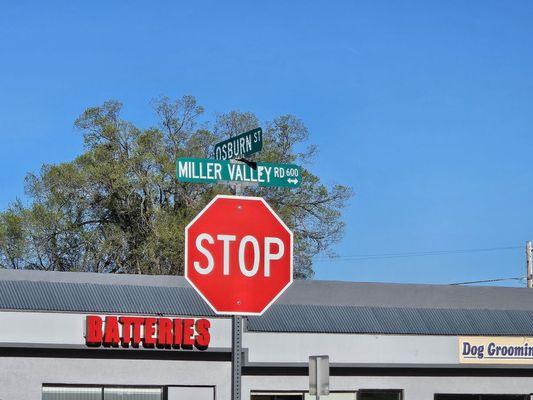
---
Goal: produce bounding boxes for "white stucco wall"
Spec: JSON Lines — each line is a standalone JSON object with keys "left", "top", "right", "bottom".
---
{"left": 2, "top": 310, "right": 533, "bottom": 400}
{"left": 0, "top": 311, "right": 232, "bottom": 349}
{"left": 0, "top": 357, "right": 229, "bottom": 400}
{"left": 243, "top": 375, "right": 533, "bottom": 400}
{"left": 243, "top": 331, "right": 458, "bottom": 365}
{"left": 2, "top": 357, "right": 533, "bottom": 400}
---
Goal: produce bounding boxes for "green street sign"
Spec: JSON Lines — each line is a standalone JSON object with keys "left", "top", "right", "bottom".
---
{"left": 176, "top": 158, "right": 301, "bottom": 188}
{"left": 214, "top": 127, "right": 263, "bottom": 160}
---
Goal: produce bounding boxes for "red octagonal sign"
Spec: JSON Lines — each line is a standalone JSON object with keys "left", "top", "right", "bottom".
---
{"left": 185, "top": 195, "right": 293, "bottom": 315}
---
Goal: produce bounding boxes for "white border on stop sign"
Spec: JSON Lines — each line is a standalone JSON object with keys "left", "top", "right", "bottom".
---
{"left": 184, "top": 194, "right": 294, "bottom": 316}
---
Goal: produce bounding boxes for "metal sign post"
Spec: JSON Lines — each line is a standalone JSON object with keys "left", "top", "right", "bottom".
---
{"left": 232, "top": 315, "right": 243, "bottom": 400}
{"left": 232, "top": 179, "right": 244, "bottom": 400}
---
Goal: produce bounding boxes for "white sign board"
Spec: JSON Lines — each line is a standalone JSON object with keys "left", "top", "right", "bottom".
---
{"left": 459, "top": 336, "right": 533, "bottom": 364}
{"left": 309, "top": 355, "right": 329, "bottom": 397}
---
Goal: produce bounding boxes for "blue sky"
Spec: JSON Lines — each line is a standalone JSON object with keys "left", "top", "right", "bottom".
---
{"left": 1, "top": 1, "right": 532, "bottom": 285}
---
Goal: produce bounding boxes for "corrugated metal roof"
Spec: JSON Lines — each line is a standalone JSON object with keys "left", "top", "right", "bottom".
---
{"left": 246, "top": 304, "right": 533, "bottom": 336}
{"left": 4, "top": 269, "right": 533, "bottom": 311}
{"left": 0, "top": 280, "right": 215, "bottom": 317}
{"left": 2, "top": 269, "right": 533, "bottom": 335}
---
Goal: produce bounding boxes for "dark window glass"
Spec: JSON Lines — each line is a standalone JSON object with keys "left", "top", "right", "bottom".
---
{"left": 481, "top": 396, "right": 528, "bottom": 400}
{"left": 435, "top": 395, "right": 528, "bottom": 400}
{"left": 358, "top": 390, "right": 401, "bottom": 400}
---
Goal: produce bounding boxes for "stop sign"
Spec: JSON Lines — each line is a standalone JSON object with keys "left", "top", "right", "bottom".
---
{"left": 185, "top": 195, "right": 293, "bottom": 315}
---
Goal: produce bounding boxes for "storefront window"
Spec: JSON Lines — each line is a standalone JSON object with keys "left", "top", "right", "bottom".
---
{"left": 43, "top": 387, "right": 102, "bottom": 400}
{"left": 251, "top": 394, "right": 303, "bottom": 400}
{"left": 252, "top": 392, "right": 357, "bottom": 400}
{"left": 42, "top": 386, "right": 162, "bottom": 400}
{"left": 305, "top": 393, "right": 356, "bottom": 399}
{"left": 435, "top": 396, "right": 529, "bottom": 400}
{"left": 358, "top": 390, "right": 402, "bottom": 400}
{"left": 104, "top": 387, "right": 162, "bottom": 400}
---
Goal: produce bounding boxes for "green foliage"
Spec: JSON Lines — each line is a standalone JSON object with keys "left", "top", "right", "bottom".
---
{"left": 0, "top": 96, "right": 352, "bottom": 278}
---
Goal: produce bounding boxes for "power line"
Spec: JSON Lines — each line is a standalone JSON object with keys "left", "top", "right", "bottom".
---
{"left": 314, "top": 245, "right": 522, "bottom": 262}
{"left": 449, "top": 276, "right": 524, "bottom": 285}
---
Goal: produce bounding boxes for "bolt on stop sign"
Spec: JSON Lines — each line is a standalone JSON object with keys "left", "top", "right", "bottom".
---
{"left": 185, "top": 195, "right": 293, "bottom": 315}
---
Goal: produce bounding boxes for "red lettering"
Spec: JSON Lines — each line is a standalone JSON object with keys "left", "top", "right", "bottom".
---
{"left": 182, "top": 318, "right": 195, "bottom": 349}
{"left": 173, "top": 318, "right": 183, "bottom": 348}
{"left": 103, "top": 316, "right": 120, "bottom": 346}
{"left": 85, "top": 315, "right": 212, "bottom": 351}
{"left": 119, "top": 317, "right": 134, "bottom": 347}
{"left": 157, "top": 318, "right": 173, "bottom": 347}
{"left": 194, "top": 318, "right": 211, "bottom": 350}
{"left": 131, "top": 317, "right": 144, "bottom": 347}
{"left": 143, "top": 318, "right": 156, "bottom": 347}
{"left": 85, "top": 315, "right": 103, "bottom": 346}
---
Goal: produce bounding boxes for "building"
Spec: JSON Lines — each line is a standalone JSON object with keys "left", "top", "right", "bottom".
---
{"left": 2, "top": 268, "right": 533, "bottom": 400}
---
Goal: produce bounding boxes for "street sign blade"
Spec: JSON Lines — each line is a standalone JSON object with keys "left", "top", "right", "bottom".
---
{"left": 214, "top": 127, "right": 263, "bottom": 160}
{"left": 176, "top": 158, "right": 301, "bottom": 188}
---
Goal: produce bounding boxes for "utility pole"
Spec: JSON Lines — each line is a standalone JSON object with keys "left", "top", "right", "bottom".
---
{"left": 527, "top": 241, "right": 532, "bottom": 288}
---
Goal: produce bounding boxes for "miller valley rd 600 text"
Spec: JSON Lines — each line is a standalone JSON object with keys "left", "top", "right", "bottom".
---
{"left": 176, "top": 158, "right": 301, "bottom": 188}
